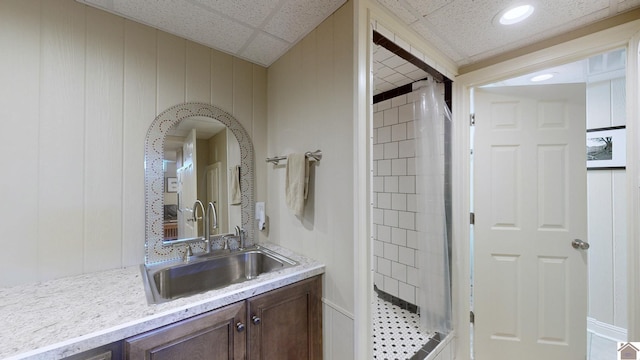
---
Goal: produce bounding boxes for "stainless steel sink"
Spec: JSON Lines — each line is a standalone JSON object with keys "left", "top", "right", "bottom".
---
{"left": 141, "top": 246, "right": 297, "bottom": 304}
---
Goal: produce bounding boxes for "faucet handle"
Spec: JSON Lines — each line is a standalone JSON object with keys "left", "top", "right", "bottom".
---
{"left": 182, "top": 244, "right": 193, "bottom": 262}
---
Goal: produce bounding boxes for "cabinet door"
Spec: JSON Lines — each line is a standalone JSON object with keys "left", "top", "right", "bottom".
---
{"left": 125, "top": 301, "right": 246, "bottom": 360}
{"left": 247, "top": 276, "right": 322, "bottom": 360}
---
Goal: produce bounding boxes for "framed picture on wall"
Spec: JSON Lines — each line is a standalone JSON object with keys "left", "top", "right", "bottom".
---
{"left": 166, "top": 177, "right": 178, "bottom": 192}
{"left": 586, "top": 126, "right": 626, "bottom": 170}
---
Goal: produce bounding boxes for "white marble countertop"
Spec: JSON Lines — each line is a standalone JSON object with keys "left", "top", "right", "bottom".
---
{"left": 0, "top": 244, "right": 324, "bottom": 360}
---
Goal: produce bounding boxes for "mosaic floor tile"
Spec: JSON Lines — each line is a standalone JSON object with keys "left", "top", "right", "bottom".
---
{"left": 373, "top": 297, "right": 431, "bottom": 360}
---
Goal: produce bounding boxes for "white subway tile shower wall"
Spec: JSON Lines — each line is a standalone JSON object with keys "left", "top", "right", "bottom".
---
{"left": 373, "top": 90, "right": 429, "bottom": 305}
{"left": 372, "top": 83, "right": 448, "bottom": 306}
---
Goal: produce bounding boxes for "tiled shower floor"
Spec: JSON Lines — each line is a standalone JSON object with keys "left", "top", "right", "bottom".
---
{"left": 373, "top": 297, "right": 431, "bottom": 359}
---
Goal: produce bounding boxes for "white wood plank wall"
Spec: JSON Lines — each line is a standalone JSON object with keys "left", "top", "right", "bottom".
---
{"left": 586, "top": 74, "right": 627, "bottom": 331}
{"left": 266, "top": 2, "right": 356, "bottom": 358}
{"left": 0, "top": 0, "right": 267, "bottom": 287}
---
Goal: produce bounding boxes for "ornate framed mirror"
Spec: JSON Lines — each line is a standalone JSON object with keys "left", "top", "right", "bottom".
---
{"left": 144, "top": 103, "right": 255, "bottom": 264}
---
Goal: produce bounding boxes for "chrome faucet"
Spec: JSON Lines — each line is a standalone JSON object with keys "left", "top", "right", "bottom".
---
{"left": 206, "top": 202, "right": 218, "bottom": 232}
{"left": 162, "top": 200, "right": 223, "bottom": 258}
{"left": 192, "top": 200, "right": 205, "bottom": 225}
{"left": 205, "top": 201, "right": 218, "bottom": 251}
{"left": 235, "top": 225, "right": 246, "bottom": 249}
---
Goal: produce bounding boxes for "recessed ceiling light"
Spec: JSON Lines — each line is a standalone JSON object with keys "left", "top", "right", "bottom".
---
{"left": 530, "top": 73, "right": 554, "bottom": 82}
{"left": 499, "top": 4, "right": 535, "bottom": 25}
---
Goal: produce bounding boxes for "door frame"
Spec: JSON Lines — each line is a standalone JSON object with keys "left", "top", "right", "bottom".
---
{"left": 452, "top": 20, "right": 640, "bottom": 358}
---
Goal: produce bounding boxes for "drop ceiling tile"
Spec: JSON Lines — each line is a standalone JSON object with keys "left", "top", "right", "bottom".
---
{"left": 404, "top": 0, "right": 451, "bottom": 17}
{"left": 188, "top": 0, "right": 282, "bottom": 28}
{"left": 374, "top": 47, "right": 396, "bottom": 63}
{"left": 376, "top": 80, "right": 397, "bottom": 93}
{"left": 376, "top": 65, "right": 397, "bottom": 78}
{"left": 619, "top": 0, "right": 640, "bottom": 11}
{"left": 410, "top": 21, "right": 467, "bottom": 64}
{"left": 374, "top": 0, "right": 419, "bottom": 24}
{"left": 381, "top": 55, "right": 407, "bottom": 69}
{"left": 394, "top": 62, "right": 420, "bottom": 75}
{"left": 241, "top": 32, "right": 291, "bottom": 67}
{"left": 406, "top": 68, "right": 428, "bottom": 81}
{"left": 462, "top": 7, "right": 610, "bottom": 65}
{"left": 421, "top": 0, "right": 611, "bottom": 62}
{"left": 110, "top": 0, "right": 254, "bottom": 54}
{"left": 384, "top": 72, "right": 411, "bottom": 85}
{"left": 264, "top": 0, "right": 345, "bottom": 43}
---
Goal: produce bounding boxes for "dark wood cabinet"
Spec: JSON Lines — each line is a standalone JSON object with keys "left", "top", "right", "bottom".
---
{"left": 247, "top": 276, "right": 322, "bottom": 360}
{"left": 124, "top": 276, "right": 321, "bottom": 360}
{"left": 125, "top": 301, "right": 246, "bottom": 360}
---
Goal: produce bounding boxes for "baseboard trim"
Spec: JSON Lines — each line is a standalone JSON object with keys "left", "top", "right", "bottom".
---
{"left": 322, "top": 297, "right": 355, "bottom": 320}
{"left": 587, "top": 317, "right": 627, "bottom": 342}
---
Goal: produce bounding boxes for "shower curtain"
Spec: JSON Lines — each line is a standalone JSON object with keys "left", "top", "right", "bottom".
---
{"left": 413, "top": 78, "right": 452, "bottom": 334}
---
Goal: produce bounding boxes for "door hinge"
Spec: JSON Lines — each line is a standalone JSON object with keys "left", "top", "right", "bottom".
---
{"left": 470, "top": 113, "right": 476, "bottom": 126}
{"left": 470, "top": 212, "right": 475, "bottom": 225}
{"left": 470, "top": 311, "right": 475, "bottom": 324}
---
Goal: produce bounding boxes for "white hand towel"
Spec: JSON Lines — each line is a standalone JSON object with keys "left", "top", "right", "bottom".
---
{"left": 230, "top": 165, "right": 241, "bottom": 205}
{"left": 285, "top": 153, "right": 309, "bottom": 216}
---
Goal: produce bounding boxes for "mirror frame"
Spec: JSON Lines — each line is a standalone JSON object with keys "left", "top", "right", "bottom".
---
{"left": 144, "top": 102, "right": 255, "bottom": 264}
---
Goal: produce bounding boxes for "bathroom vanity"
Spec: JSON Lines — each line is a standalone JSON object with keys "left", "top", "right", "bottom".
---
{"left": 126, "top": 275, "right": 321, "bottom": 359}
{"left": 0, "top": 244, "right": 323, "bottom": 360}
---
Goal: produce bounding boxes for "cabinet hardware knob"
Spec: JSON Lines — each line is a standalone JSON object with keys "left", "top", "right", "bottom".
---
{"left": 236, "top": 322, "right": 245, "bottom": 332}
{"left": 251, "top": 315, "right": 261, "bottom": 325}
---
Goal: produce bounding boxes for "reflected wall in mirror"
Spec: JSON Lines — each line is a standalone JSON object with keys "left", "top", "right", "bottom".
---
{"left": 163, "top": 117, "right": 241, "bottom": 240}
{"left": 145, "top": 103, "right": 255, "bottom": 265}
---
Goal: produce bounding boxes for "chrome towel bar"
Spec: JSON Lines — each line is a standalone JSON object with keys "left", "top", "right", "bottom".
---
{"left": 266, "top": 149, "right": 322, "bottom": 165}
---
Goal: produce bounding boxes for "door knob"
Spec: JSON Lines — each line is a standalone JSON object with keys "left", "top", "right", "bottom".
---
{"left": 571, "top": 239, "right": 590, "bottom": 250}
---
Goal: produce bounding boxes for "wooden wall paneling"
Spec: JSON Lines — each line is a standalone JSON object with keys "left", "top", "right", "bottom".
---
{"left": 38, "top": 0, "right": 86, "bottom": 281}
{"left": 587, "top": 171, "right": 615, "bottom": 323}
{"left": 252, "top": 64, "right": 268, "bottom": 244}
{"left": 299, "top": 29, "right": 320, "bottom": 259}
{"left": 587, "top": 81, "right": 611, "bottom": 129}
{"left": 211, "top": 50, "right": 233, "bottom": 113}
{"left": 270, "top": 43, "right": 302, "bottom": 254}
{"left": 611, "top": 77, "right": 626, "bottom": 127}
{"left": 232, "top": 58, "right": 253, "bottom": 137}
{"left": 122, "top": 21, "right": 157, "bottom": 266}
{"left": 613, "top": 170, "right": 628, "bottom": 327}
{"left": 0, "top": 0, "right": 41, "bottom": 286}
{"left": 157, "top": 32, "right": 186, "bottom": 112}
{"left": 186, "top": 41, "right": 211, "bottom": 103}
{"left": 84, "top": 6, "right": 125, "bottom": 273}
{"left": 328, "top": 2, "right": 355, "bottom": 316}
{"left": 312, "top": 11, "right": 334, "bottom": 284}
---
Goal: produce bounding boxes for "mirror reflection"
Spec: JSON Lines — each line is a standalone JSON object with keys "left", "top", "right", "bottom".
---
{"left": 162, "top": 116, "right": 241, "bottom": 241}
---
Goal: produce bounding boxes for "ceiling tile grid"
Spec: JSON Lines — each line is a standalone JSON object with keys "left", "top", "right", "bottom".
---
{"left": 78, "top": 0, "right": 640, "bottom": 69}
{"left": 78, "top": 0, "right": 346, "bottom": 67}
{"left": 376, "top": 0, "right": 640, "bottom": 66}
{"left": 241, "top": 32, "right": 291, "bottom": 67}
{"left": 188, "top": 0, "right": 279, "bottom": 28}
{"left": 372, "top": 43, "right": 426, "bottom": 95}
{"left": 264, "top": 0, "right": 345, "bottom": 43}
{"left": 619, "top": 0, "right": 640, "bottom": 11}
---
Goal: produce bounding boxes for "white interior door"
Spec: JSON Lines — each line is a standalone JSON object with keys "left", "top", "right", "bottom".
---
{"left": 206, "top": 162, "right": 227, "bottom": 235}
{"left": 177, "top": 128, "right": 198, "bottom": 238}
{"left": 473, "top": 84, "right": 588, "bottom": 359}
